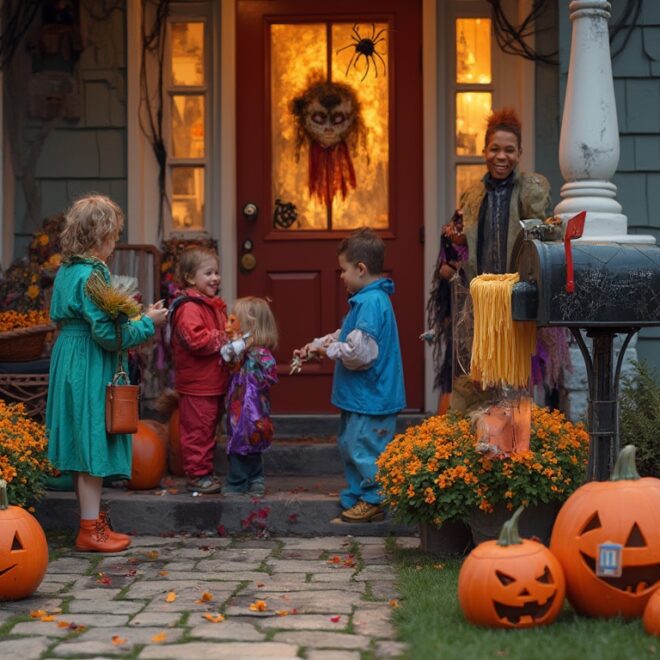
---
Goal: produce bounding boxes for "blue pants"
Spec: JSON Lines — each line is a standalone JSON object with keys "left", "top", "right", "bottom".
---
{"left": 337, "top": 411, "right": 397, "bottom": 509}
{"left": 226, "top": 453, "right": 264, "bottom": 491}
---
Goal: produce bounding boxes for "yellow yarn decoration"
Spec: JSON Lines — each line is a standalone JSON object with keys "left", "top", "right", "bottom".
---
{"left": 469, "top": 273, "right": 536, "bottom": 389}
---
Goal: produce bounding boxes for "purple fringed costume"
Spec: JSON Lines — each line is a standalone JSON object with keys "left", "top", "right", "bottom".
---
{"left": 226, "top": 347, "right": 278, "bottom": 455}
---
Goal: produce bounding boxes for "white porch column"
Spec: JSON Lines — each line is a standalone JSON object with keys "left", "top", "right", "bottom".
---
{"left": 554, "top": 0, "right": 653, "bottom": 244}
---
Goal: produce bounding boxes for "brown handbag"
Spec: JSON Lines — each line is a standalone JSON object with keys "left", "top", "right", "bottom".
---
{"left": 105, "top": 319, "right": 139, "bottom": 435}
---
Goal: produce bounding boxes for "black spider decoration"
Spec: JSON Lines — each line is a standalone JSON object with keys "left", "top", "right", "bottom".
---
{"left": 336, "top": 23, "right": 387, "bottom": 82}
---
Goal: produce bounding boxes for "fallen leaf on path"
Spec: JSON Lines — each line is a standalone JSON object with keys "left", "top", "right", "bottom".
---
{"left": 202, "top": 613, "right": 225, "bottom": 623}
{"left": 151, "top": 632, "right": 167, "bottom": 643}
{"left": 196, "top": 591, "right": 213, "bottom": 603}
{"left": 30, "top": 610, "right": 46, "bottom": 618}
{"left": 57, "top": 621, "right": 71, "bottom": 628}
{"left": 146, "top": 550, "right": 160, "bottom": 560}
{"left": 249, "top": 599, "right": 268, "bottom": 611}
{"left": 330, "top": 615, "right": 341, "bottom": 623}
{"left": 389, "top": 599, "right": 400, "bottom": 608}
{"left": 165, "top": 591, "right": 177, "bottom": 602}
{"left": 112, "top": 635, "right": 127, "bottom": 645}
{"left": 158, "top": 570, "right": 169, "bottom": 576}
{"left": 256, "top": 582, "right": 265, "bottom": 588}
{"left": 275, "top": 610, "right": 289, "bottom": 616}
{"left": 40, "top": 615, "right": 55, "bottom": 622}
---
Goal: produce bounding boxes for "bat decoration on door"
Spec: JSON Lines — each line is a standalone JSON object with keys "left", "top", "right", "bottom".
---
{"left": 291, "top": 77, "right": 366, "bottom": 208}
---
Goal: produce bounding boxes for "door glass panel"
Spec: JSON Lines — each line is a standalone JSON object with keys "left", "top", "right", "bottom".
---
{"left": 331, "top": 23, "right": 388, "bottom": 230}
{"left": 456, "top": 164, "right": 484, "bottom": 206}
{"left": 456, "top": 92, "right": 491, "bottom": 156}
{"left": 271, "top": 23, "right": 328, "bottom": 230}
{"left": 456, "top": 18, "right": 491, "bottom": 84}
{"left": 172, "top": 166, "right": 205, "bottom": 230}
{"left": 172, "top": 95, "right": 205, "bottom": 158}
{"left": 270, "top": 22, "right": 389, "bottom": 231}
{"left": 171, "top": 22, "right": 204, "bottom": 86}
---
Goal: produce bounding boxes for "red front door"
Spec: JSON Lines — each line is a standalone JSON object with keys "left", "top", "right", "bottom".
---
{"left": 236, "top": 0, "right": 423, "bottom": 413}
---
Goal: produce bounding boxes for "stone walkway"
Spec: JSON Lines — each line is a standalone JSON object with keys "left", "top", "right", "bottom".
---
{"left": 0, "top": 534, "right": 417, "bottom": 659}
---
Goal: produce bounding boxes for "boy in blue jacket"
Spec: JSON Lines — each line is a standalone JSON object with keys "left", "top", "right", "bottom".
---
{"left": 295, "top": 227, "right": 406, "bottom": 522}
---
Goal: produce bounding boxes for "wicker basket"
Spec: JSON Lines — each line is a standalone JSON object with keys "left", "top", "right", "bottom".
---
{"left": 0, "top": 324, "right": 56, "bottom": 362}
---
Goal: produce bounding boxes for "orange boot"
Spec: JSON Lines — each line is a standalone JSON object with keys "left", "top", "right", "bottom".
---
{"left": 98, "top": 511, "right": 132, "bottom": 545}
{"left": 75, "top": 517, "right": 131, "bottom": 552}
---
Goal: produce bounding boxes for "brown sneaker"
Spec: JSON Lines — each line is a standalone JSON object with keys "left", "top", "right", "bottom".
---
{"left": 340, "top": 501, "right": 385, "bottom": 523}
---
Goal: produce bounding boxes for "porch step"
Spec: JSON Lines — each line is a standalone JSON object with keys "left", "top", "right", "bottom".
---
{"left": 271, "top": 413, "right": 425, "bottom": 437}
{"left": 35, "top": 476, "right": 414, "bottom": 537}
{"left": 214, "top": 438, "right": 343, "bottom": 475}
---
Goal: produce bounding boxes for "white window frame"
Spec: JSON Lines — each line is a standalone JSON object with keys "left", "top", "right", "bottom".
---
{"left": 443, "top": 0, "right": 535, "bottom": 220}
{"left": 126, "top": 0, "right": 221, "bottom": 245}
{"left": 165, "top": 3, "right": 212, "bottom": 235}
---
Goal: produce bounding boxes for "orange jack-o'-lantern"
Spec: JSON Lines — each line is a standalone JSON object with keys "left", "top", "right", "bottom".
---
{"left": 458, "top": 507, "right": 566, "bottom": 628}
{"left": 128, "top": 421, "right": 167, "bottom": 490}
{"left": 644, "top": 589, "right": 660, "bottom": 637}
{"left": 0, "top": 479, "right": 49, "bottom": 601}
{"left": 550, "top": 445, "right": 660, "bottom": 618}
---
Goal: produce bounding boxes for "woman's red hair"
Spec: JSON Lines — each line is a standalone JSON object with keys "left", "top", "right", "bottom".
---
{"left": 485, "top": 108, "right": 522, "bottom": 149}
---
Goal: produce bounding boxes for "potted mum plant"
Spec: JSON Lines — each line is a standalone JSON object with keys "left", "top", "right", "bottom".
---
{"left": 376, "top": 405, "right": 589, "bottom": 553}
{"left": 0, "top": 400, "right": 51, "bottom": 508}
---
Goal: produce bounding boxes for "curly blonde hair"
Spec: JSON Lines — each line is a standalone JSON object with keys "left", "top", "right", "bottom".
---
{"left": 233, "top": 297, "right": 278, "bottom": 350}
{"left": 60, "top": 194, "right": 124, "bottom": 259}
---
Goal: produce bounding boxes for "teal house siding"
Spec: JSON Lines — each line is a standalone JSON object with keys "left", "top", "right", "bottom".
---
{"left": 539, "top": 0, "right": 660, "bottom": 377}
{"left": 12, "top": 6, "right": 127, "bottom": 257}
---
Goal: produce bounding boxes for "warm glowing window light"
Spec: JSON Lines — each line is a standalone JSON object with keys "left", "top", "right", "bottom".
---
{"left": 171, "top": 167, "right": 205, "bottom": 230}
{"left": 456, "top": 91, "right": 491, "bottom": 156}
{"left": 456, "top": 164, "right": 485, "bottom": 205}
{"left": 171, "top": 22, "right": 204, "bottom": 86}
{"left": 270, "top": 22, "right": 389, "bottom": 231}
{"left": 456, "top": 18, "right": 491, "bottom": 85}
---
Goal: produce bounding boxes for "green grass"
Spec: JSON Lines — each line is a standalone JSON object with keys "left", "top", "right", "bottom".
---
{"left": 390, "top": 545, "right": 658, "bottom": 660}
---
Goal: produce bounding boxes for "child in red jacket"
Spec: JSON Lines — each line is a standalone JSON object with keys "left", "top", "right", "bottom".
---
{"left": 170, "top": 246, "right": 229, "bottom": 493}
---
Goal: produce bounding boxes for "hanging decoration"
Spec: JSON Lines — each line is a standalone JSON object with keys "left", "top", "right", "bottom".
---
{"left": 291, "top": 77, "right": 366, "bottom": 208}
{"left": 336, "top": 23, "right": 387, "bottom": 82}
{"left": 273, "top": 198, "right": 298, "bottom": 229}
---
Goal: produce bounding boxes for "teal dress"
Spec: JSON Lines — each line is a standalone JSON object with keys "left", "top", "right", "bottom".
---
{"left": 46, "top": 257, "right": 155, "bottom": 477}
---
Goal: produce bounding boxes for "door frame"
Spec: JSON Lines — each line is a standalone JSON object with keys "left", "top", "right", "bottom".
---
{"left": 126, "top": 0, "right": 534, "bottom": 413}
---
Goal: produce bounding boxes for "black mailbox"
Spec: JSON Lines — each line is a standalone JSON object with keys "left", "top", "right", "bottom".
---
{"left": 509, "top": 213, "right": 660, "bottom": 482}
{"left": 512, "top": 241, "right": 660, "bottom": 327}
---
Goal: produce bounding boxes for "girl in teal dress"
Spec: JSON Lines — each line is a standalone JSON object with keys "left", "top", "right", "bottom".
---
{"left": 46, "top": 194, "right": 167, "bottom": 552}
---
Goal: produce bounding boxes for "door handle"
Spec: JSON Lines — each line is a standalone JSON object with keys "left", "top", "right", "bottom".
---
{"left": 243, "top": 203, "right": 259, "bottom": 221}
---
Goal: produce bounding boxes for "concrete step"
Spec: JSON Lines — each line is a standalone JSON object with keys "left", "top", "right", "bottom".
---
{"left": 214, "top": 439, "right": 343, "bottom": 475}
{"left": 36, "top": 476, "right": 415, "bottom": 537}
{"left": 271, "top": 413, "right": 424, "bottom": 437}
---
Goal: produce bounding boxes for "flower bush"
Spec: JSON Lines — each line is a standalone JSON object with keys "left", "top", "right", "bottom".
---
{"left": 376, "top": 405, "right": 589, "bottom": 526}
{"left": 0, "top": 310, "right": 51, "bottom": 332}
{"left": 0, "top": 400, "right": 51, "bottom": 508}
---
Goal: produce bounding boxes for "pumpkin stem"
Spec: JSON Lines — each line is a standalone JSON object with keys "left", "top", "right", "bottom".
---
{"left": 497, "top": 506, "right": 525, "bottom": 546}
{"left": 0, "top": 479, "right": 8, "bottom": 510}
{"left": 610, "top": 445, "right": 641, "bottom": 481}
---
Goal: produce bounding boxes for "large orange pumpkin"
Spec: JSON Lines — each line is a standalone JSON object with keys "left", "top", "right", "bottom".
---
{"left": 550, "top": 445, "right": 660, "bottom": 618}
{"left": 128, "top": 421, "right": 167, "bottom": 490}
{"left": 458, "top": 507, "right": 566, "bottom": 628}
{"left": 167, "top": 408, "right": 185, "bottom": 477}
{"left": 644, "top": 589, "right": 660, "bottom": 636}
{"left": 0, "top": 479, "right": 49, "bottom": 601}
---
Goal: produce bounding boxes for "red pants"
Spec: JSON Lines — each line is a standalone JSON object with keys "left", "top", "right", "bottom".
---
{"left": 178, "top": 394, "right": 223, "bottom": 478}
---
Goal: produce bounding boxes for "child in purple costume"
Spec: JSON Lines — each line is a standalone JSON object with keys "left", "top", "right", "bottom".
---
{"left": 221, "top": 297, "right": 278, "bottom": 496}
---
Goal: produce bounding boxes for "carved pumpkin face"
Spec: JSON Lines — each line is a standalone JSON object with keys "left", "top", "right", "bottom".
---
{"left": 0, "top": 485, "right": 49, "bottom": 601}
{"left": 550, "top": 470, "right": 660, "bottom": 618}
{"left": 458, "top": 510, "right": 565, "bottom": 629}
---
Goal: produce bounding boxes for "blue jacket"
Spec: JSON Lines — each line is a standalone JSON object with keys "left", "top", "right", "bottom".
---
{"left": 331, "top": 278, "right": 406, "bottom": 415}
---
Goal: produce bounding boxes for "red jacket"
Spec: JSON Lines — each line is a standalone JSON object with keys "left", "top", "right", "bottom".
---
{"left": 171, "top": 289, "right": 229, "bottom": 396}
